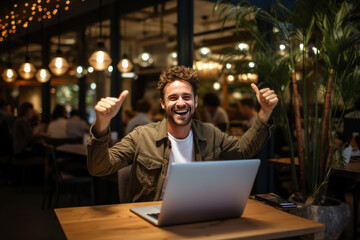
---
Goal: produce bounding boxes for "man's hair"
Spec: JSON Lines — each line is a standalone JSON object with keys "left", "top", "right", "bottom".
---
{"left": 157, "top": 65, "right": 199, "bottom": 99}
{"left": 18, "top": 102, "right": 33, "bottom": 117}
{"left": 239, "top": 96, "right": 256, "bottom": 109}
{"left": 52, "top": 104, "right": 66, "bottom": 120}
{"left": 136, "top": 99, "right": 151, "bottom": 113}
{"left": 70, "top": 109, "right": 81, "bottom": 117}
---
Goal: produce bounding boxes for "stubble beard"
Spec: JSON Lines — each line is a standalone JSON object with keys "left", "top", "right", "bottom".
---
{"left": 165, "top": 105, "right": 194, "bottom": 127}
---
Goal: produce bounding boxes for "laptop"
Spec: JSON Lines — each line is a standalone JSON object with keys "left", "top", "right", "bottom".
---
{"left": 130, "top": 159, "right": 260, "bottom": 226}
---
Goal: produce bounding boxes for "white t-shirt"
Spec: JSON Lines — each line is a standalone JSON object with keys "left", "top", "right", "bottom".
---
{"left": 160, "top": 130, "right": 194, "bottom": 199}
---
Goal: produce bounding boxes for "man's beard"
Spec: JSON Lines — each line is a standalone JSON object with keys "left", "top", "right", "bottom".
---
{"left": 164, "top": 105, "right": 194, "bottom": 127}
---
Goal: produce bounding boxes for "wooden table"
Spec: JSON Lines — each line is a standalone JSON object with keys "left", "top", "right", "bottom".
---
{"left": 55, "top": 199, "right": 325, "bottom": 240}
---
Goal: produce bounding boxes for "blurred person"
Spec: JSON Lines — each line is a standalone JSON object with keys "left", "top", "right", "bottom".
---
{"left": 124, "top": 98, "right": 153, "bottom": 135}
{"left": 0, "top": 99, "right": 15, "bottom": 127}
{"left": 87, "top": 65, "right": 278, "bottom": 202}
{"left": 238, "top": 96, "right": 258, "bottom": 131}
{"left": 202, "top": 92, "right": 229, "bottom": 132}
{"left": 47, "top": 105, "right": 68, "bottom": 139}
{"left": 12, "top": 102, "right": 46, "bottom": 158}
{"left": 66, "top": 109, "right": 90, "bottom": 139}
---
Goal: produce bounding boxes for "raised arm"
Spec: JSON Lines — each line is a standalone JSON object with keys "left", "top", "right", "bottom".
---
{"left": 93, "top": 90, "right": 129, "bottom": 137}
{"left": 251, "top": 83, "right": 278, "bottom": 122}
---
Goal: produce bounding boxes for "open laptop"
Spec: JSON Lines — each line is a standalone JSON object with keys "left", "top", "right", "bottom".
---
{"left": 130, "top": 159, "right": 260, "bottom": 226}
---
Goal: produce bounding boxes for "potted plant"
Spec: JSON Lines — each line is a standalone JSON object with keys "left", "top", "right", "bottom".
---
{"left": 214, "top": 0, "right": 360, "bottom": 238}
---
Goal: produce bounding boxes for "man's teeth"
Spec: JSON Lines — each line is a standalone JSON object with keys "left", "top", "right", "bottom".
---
{"left": 175, "top": 110, "right": 188, "bottom": 114}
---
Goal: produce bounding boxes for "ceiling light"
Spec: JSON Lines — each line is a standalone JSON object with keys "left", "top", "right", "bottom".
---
{"left": 49, "top": 50, "right": 69, "bottom": 76}
{"left": 74, "top": 65, "right": 86, "bottom": 78}
{"left": 197, "top": 47, "right": 211, "bottom": 59}
{"left": 225, "top": 63, "right": 232, "bottom": 69}
{"left": 36, "top": 68, "right": 51, "bottom": 82}
{"left": 88, "top": 0, "right": 112, "bottom": 71}
{"left": 88, "top": 42, "right": 112, "bottom": 71}
{"left": 117, "top": 54, "right": 133, "bottom": 73}
{"left": 168, "top": 51, "right": 178, "bottom": 66}
{"left": 1, "top": 67, "right": 17, "bottom": 82}
{"left": 213, "top": 82, "right": 221, "bottom": 91}
{"left": 248, "top": 62, "right": 255, "bottom": 68}
{"left": 136, "top": 52, "right": 153, "bottom": 67}
{"left": 87, "top": 66, "right": 94, "bottom": 73}
{"left": 18, "top": 59, "right": 36, "bottom": 80}
{"left": 237, "top": 43, "right": 249, "bottom": 51}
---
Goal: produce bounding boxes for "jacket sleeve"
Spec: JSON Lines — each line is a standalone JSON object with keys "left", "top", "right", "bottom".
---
{"left": 87, "top": 124, "right": 136, "bottom": 176}
{"left": 220, "top": 116, "right": 272, "bottom": 159}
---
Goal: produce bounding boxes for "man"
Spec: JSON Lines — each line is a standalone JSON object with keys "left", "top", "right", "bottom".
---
{"left": 12, "top": 102, "right": 46, "bottom": 158}
{"left": 238, "top": 96, "right": 258, "bottom": 131}
{"left": 202, "top": 92, "right": 229, "bottom": 132}
{"left": 88, "top": 66, "right": 278, "bottom": 203}
{"left": 124, "top": 98, "right": 153, "bottom": 136}
{"left": 66, "top": 109, "right": 89, "bottom": 139}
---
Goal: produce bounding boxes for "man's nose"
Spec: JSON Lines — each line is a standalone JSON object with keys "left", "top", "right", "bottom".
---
{"left": 177, "top": 97, "right": 185, "bottom": 106}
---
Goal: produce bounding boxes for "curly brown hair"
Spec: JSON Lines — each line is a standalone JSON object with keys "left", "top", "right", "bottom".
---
{"left": 157, "top": 66, "right": 199, "bottom": 99}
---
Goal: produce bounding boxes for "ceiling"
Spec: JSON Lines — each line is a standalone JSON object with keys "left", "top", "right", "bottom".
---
{"left": 0, "top": 0, "right": 243, "bottom": 71}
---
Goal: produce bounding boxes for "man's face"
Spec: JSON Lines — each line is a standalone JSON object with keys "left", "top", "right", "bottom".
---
{"left": 160, "top": 80, "right": 198, "bottom": 127}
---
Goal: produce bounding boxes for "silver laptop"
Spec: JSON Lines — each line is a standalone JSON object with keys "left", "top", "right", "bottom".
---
{"left": 130, "top": 159, "right": 260, "bottom": 226}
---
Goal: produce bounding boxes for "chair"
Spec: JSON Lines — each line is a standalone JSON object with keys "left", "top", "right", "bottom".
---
{"left": 42, "top": 143, "right": 94, "bottom": 208}
{"left": 117, "top": 165, "right": 131, "bottom": 203}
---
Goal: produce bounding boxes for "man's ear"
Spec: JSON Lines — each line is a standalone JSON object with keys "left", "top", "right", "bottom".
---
{"left": 195, "top": 95, "right": 198, "bottom": 108}
{"left": 160, "top": 98, "right": 165, "bottom": 109}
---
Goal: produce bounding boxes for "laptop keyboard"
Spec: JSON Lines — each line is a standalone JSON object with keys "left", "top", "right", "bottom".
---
{"left": 147, "top": 213, "right": 159, "bottom": 219}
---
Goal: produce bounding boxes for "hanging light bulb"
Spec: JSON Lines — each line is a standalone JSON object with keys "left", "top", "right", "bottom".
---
{"left": 74, "top": 65, "right": 87, "bottom": 78}
{"left": 1, "top": 67, "right": 18, "bottom": 82}
{"left": 88, "top": 0, "right": 112, "bottom": 71}
{"left": 89, "top": 42, "right": 112, "bottom": 71}
{"left": 168, "top": 51, "right": 178, "bottom": 66}
{"left": 49, "top": 49, "right": 69, "bottom": 76}
{"left": 136, "top": 52, "right": 153, "bottom": 67}
{"left": 197, "top": 47, "right": 212, "bottom": 60}
{"left": 49, "top": 3, "right": 69, "bottom": 76}
{"left": 117, "top": 54, "right": 133, "bottom": 73}
{"left": 18, "top": 57, "right": 37, "bottom": 80}
{"left": 36, "top": 68, "right": 51, "bottom": 83}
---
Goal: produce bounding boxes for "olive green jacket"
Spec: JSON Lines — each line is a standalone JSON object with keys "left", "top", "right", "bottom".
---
{"left": 87, "top": 117, "right": 271, "bottom": 203}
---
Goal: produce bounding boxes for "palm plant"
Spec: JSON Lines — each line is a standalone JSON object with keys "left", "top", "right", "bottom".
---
{"left": 215, "top": 0, "right": 360, "bottom": 205}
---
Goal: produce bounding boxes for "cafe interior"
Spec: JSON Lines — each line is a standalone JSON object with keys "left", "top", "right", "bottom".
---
{"left": 0, "top": 0, "right": 359, "bottom": 239}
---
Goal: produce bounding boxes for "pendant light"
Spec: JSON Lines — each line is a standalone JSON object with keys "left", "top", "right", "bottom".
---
{"left": 18, "top": 28, "right": 37, "bottom": 80}
{"left": 36, "top": 18, "right": 51, "bottom": 83}
{"left": 1, "top": 1, "right": 17, "bottom": 83}
{"left": 88, "top": 0, "right": 112, "bottom": 71}
{"left": 49, "top": 4, "right": 69, "bottom": 76}
{"left": 1, "top": 37, "right": 17, "bottom": 83}
{"left": 117, "top": 55, "right": 133, "bottom": 73}
{"left": 117, "top": 17, "right": 133, "bottom": 73}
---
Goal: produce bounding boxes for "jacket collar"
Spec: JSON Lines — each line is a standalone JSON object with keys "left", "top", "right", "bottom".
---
{"left": 191, "top": 119, "right": 207, "bottom": 141}
{"left": 155, "top": 118, "right": 169, "bottom": 142}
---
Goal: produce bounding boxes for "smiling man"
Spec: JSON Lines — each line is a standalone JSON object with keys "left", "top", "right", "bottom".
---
{"left": 87, "top": 66, "right": 278, "bottom": 203}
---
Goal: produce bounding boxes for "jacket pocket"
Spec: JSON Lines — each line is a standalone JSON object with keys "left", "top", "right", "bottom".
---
{"left": 136, "top": 156, "right": 163, "bottom": 187}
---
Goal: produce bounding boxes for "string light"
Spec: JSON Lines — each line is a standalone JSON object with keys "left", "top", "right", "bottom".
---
{"left": 0, "top": 0, "right": 87, "bottom": 42}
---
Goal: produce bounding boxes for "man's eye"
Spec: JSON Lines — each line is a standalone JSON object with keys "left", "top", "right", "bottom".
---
{"left": 168, "top": 97, "right": 177, "bottom": 101}
{"left": 183, "top": 96, "right": 192, "bottom": 100}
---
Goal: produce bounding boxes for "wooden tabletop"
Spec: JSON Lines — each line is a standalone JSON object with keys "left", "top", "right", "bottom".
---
{"left": 55, "top": 199, "right": 325, "bottom": 240}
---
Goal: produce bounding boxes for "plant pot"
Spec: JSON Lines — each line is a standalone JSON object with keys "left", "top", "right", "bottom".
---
{"left": 288, "top": 196, "right": 350, "bottom": 240}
